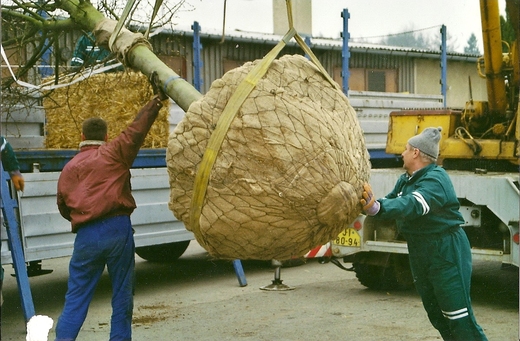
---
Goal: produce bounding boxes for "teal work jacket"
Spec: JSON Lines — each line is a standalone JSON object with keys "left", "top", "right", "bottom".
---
{"left": 374, "top": 163, "right": 464, "bottom": 235}
{"left": 0, "top": 136, "right": 20, "bottom": 173}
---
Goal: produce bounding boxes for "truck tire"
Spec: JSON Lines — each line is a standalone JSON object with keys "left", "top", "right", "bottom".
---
{"left": 353, "top": 253, "right": 413, "bottom": 290}
{"left": 135, "top": 241, "right": 190, "bottom": 262}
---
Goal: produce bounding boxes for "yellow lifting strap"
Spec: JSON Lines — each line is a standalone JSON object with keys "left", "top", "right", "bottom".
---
{"left": 108, "top": 0, "right": 162, "bottom": 50}
{"left": 108, "top": 0, "right": 136, "bottom": 51}
{"left": 189, "top": 0, "right": 341, "bottom": 245}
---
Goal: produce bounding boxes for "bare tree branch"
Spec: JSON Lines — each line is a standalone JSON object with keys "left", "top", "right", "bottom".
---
{"left": 2, "top": 0, "right": 201, "bottom": 111}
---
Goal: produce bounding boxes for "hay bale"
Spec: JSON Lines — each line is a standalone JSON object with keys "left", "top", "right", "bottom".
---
{"left": 43, "top": 72, "right": 169, "bottom": 149}
{"left": 167, "top": 54, "right": 370, "bottom": 260}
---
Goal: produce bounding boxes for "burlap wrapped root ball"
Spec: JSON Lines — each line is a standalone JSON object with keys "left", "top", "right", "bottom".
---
{"left": 167, "top": 54, "right": 370, "bottom": 260}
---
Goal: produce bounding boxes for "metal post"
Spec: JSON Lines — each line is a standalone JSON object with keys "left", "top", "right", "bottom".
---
{"left": 341, "top": 9, "right": 351, "bottom": 97}
{"left": 232, "top": 259, "right": 247, "bottom": 287}
{"left": 304, "top": 35, "right": 311, "bottom": 60}
{"left": 1, "top": 165, "right": 35, "bottom": 321}
{"left": 38, "top": 0, "right": 53, "bottom": 77}
{"left": 259, "top": 259, "right": 294, "bottom": 291}
{"left": 440, "top": 25, "right": 447, "bottom": 108}
{"left": 192, "top": 21, "right": 203, "bottom": 92}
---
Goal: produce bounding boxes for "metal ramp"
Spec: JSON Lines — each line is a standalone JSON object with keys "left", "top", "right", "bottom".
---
{"left": 1, "top": 164, "right": 35, "bottom": 321}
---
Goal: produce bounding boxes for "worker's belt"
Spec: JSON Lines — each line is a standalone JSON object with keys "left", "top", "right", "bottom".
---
{"left": 73, "top": 210, "right": 131, "bottom": 232}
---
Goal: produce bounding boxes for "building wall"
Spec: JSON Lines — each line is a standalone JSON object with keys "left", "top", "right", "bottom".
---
{"left": 152, "top": 33, "right": 308, "bottom": 94}
{"left": 151, "top": 33, "right": 484, "bottom": 108}
{"left": 3, "top": 26, "right": 483, "bottom": 106}
{"left": 415, "top": 58, "right": 487, "bottom": 108}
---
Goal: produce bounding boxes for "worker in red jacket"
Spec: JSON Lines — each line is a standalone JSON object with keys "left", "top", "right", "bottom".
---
{"left": 55, "top": 73, "right": 167, "bottom": 341}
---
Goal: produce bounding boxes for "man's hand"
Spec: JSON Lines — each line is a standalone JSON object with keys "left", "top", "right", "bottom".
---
{"left": 360, "top": 183, "right": 380, "bottom": 216}
{"left": 149, "top": 71, "right": 168, "bottom": 101}
{"left": 10, "top": 171, "right": 24, "bottom": 192}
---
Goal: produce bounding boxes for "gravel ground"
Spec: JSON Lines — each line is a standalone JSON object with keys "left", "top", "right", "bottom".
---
{"left": 2, "top": 242, "right": 518, "bottom": 341}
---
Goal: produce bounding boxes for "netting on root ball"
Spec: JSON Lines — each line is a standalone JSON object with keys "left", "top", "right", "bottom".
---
{"left": 167, "top": 54, "right": 371, "bottom": 260}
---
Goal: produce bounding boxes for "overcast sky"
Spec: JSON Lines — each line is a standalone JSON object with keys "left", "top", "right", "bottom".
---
{"left": 172, "top": 0, "right": 508, "bottom": 53}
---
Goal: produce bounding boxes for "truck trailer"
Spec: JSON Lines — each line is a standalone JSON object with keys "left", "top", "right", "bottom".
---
{"left": 1, "top": 90, "right": 444, "bottom": 274}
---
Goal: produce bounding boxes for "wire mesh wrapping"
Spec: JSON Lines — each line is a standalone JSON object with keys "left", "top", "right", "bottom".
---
{"left": 167, "top": 54, "right": 371, "bottom": 260}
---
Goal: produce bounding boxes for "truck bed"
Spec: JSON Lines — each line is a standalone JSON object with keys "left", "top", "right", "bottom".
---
{"left": 1, "top": 167, "right": 193, "bottom": 264}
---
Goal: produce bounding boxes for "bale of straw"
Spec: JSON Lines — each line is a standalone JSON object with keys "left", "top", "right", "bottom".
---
{"left": 43, "top": 71, "right": 169, "bottom": 149}
{"left": 167, "top": 54, "right": 371, "bottom": 260}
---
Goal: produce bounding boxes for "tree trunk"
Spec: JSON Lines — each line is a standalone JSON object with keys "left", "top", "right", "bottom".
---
{"left": 57, "top": 0, "right": 202, "bottom": 112}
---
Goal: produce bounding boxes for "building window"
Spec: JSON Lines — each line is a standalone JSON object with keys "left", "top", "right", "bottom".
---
{"left": 333, "top": 67, "right": 398, "bottom": 93}
{"left": 367, "top": 70, "right": 386, "bottom": 92}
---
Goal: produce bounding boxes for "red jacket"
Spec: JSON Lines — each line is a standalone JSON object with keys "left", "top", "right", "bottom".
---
{"left": 57, "top": 96, "right": 163, "bottom": 232}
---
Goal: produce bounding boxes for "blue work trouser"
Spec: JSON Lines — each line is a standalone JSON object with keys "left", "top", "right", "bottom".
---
{"left": 406, "top": 227, "right": 488, "bottom": 341}
{"left": 55, "top": 215, "right": 135, "bottom": 341}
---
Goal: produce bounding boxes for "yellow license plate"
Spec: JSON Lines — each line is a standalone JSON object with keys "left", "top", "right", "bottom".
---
{"left": 333, "top": 228, "right": 361, "bottom": 247}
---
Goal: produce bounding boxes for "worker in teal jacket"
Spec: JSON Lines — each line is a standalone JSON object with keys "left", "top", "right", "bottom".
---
{"left": 1, "top": 136, "right": 24, "bottom": 192}
{"left": 361, "top": 127, "right": 488, "bottom": 341}
{"left": 70, "top": 33, "right": 123, "bottom": 72}
{"left": 70, "top": 33, "right": 110, "bottom": 69}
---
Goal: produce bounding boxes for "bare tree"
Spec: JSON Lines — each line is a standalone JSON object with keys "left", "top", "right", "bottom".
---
{"left": 1, "top": 0, "right": 201, "bottom": 111}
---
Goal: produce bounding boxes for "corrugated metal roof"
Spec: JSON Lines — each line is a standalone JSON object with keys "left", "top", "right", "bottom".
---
{"left": 155, "top": 25, "right": 479, "bottom": 61}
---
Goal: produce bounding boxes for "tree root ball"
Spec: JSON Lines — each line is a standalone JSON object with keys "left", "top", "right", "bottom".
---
{"left": 167, "top": 54, "right": 371, "bottom": 260}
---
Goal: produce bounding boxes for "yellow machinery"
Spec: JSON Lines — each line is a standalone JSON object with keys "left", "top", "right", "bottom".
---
{"left": 387, "top": 0, "right": 519, "bottom": 171}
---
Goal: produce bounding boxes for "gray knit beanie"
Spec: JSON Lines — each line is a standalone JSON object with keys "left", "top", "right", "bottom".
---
{"left": 407, "top": 127, "right": 442, "bottom": 158}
